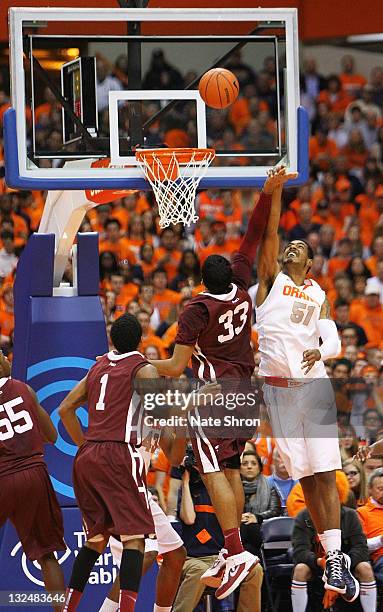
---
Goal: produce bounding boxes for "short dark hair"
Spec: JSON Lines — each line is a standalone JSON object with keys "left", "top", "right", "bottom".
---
{"left": 334, "top": 298, "right": 349, "bottom": 309}
{"left": 202, "top": 255, "right": 232, "bottom": 294}
{"left": 110, "top": 314, "right": 142, "bottom": 353}
{"left": 104, "top": 217, "right": 121, "bottom": 230}
{"left": 0, "top": 230, "right": 14, "bottom": 241}
{"left": 285, "top": 240, "right": 314, "bottom": 261}
{"left": 333, "top": 358, "right": 352, "bottom": 373}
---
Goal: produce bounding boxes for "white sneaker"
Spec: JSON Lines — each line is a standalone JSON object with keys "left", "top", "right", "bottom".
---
{"left": 200, "top": 548, "right": 228, "bottom": 587}
{"left": 215, "top": 551, "right": 259, "bottom": 600}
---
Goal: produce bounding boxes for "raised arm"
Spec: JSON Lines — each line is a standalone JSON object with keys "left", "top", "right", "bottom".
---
{"left": 256, "top": 167, "right": 297, "bottom": 306}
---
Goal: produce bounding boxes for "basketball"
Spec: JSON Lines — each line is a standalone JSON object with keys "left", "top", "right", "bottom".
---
{"left": 198, "top": 68, "right": 239, "bottom": 109}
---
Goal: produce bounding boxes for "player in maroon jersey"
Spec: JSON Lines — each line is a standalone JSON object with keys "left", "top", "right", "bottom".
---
{"left": 0, "top": 351, "right": 66, "bottom": 611}
{"left": 150, "top": 167, "right": 297, "bottom": 599}
{"left": 59, "top": 314, "right": 158, "bottom": 612}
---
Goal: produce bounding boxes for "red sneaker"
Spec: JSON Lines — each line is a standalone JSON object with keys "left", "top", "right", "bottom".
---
{"left": 200, "top": 548, "right": 228, "bottom": 587}
{"left": 215, "top": 551, "right": 258, "bottom": 600}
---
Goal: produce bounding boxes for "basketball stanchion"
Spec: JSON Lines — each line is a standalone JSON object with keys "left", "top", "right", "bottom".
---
{"left": 135, "top": 147, "right": 215, "bottom": 228}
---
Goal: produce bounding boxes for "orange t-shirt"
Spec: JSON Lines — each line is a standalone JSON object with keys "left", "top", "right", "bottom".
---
{"left": 357, "top": 499, "right": 383, "bottom": 562}
{"left": 317, "top": 90, "right": 353, "bottom": 114}
{"left": 0, "top": 308, "right": 14, "bottom": 339}
{"left": 156, "top": 248, "right": 182, "bottom": 281}
{"left": 309, "top": 135, "right": 338, "bottom": 171}
{"left": 349, "top": 302, "right": 383, "bottom": 347}
{"left": 365, "top": 255, "right": 382, "bottom": 276}
{"left": 359, "top": 206, "right": 379, "bottom": 247}
{"left": 199, "top": 238, "right": 241, "bottom": 264}
{"left": 327, "top": 257, "right": 351, "bottom": 279}
{"left": 152, "top": 289, "right": 182, "bottom": 321}
{"left": 99, "top": 238, "right": 136, "bottom": 265}
{"left": 197, "top": 192, "right": 224, "bottom": 219}
{"left": 339, "top": 73, "right": 367, "bottom": 96}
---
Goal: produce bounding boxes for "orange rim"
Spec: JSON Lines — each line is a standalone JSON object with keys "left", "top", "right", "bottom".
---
{"left": 135, "top": 147, "right": 215, "bottom": 166}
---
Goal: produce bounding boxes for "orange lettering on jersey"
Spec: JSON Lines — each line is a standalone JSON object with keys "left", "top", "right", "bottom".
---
{"left": 283, "top": 285, "right": 292, "bottom": 296}
{"left": 291, "top": 287, "right": 299, "bottom": 298}
{"left": 282, "top": 284, "right": 321, "bottom": 307}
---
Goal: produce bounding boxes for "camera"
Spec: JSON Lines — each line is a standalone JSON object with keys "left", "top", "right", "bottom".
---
{"left": 179, "top": 444, "right": 197, "bottom": 475}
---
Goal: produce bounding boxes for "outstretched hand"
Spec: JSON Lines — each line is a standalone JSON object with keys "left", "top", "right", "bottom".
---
{"left": 263, "top": 165, "right": 298, "bottom": 195}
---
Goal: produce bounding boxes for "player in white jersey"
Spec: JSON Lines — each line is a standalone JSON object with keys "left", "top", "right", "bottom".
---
{"left": 255, "top": 168, "right": 359, "bottom": 602}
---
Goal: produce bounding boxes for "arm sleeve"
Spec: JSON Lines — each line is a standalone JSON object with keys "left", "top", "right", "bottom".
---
{"left": 317, "top": 319, "right": 341, "bottom": 361}
{"left": 175, "top": 302, "right": 209, "bottom": 346}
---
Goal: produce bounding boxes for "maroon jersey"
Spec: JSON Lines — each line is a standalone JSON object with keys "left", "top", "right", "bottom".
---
{"left": 176, "top": 252, "right": 254, "bottom": 379}
{"left": 0, "top": 377, "right": 45, "bottom": 478}
{"left": 86, "top": 350, "right": 148, "bottom": 444}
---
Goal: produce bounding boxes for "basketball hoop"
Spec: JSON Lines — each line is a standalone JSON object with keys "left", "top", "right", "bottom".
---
{"left": 135, "top": 148, "right": 215, "bottom": 228}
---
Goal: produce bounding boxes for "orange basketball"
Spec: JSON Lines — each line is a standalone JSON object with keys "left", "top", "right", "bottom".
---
{"left": 199, "top": 68, "right": 239, "bottom": 109}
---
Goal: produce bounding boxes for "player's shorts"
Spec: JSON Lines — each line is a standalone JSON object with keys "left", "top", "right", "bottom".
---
{"left": 73, "top": 441, "right": 154, "bottom": 541}
{"left": 109, "top": 492, "right": 183, "bottom": 563}
{"left": 0, "top": 464, "right": 66, "bottom": 561}
{"left": 188, "top": 415, "right": 245, "bottom": 474}
{"left": 263, "top": 378, "right": 342, "bottom": 481}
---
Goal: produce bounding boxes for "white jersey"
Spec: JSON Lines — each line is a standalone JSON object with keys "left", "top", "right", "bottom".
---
{"left": 256, "top": 271, "right": 327, "bottom": 379}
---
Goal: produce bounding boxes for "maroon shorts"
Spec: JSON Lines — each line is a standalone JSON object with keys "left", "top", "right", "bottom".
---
{"left": 189, "top": 434, "right": 245, "bottom": 474}
{"left": 73, "top": 441, "right": 154, "bottom": 541}
{"left": 0, "top": 465, "right": 65, "bottom": 561}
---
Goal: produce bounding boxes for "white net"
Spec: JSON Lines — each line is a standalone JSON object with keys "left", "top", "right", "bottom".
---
{"left": 136, "top": 148, "right": 215, "bottom": 228}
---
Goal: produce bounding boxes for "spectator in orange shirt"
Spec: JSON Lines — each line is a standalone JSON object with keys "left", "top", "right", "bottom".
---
{"left": 360, "top": 185, "right": 383, "bottom": 248}
{"left": 199, "top": 222, "right": 241, "bottom": 264}
{"left": 357, "top": 468, "right": 383, "bottom": 582}
{"left": 328, "top": 238, "right": 353, "bottom": 278}
{"left": 216, "top": 190, "right": 242, "bottom": 236}
{"left": 339, "top": 55, "right": 367, "bottom": 98}
{"left": 318, "top": 224, "right": 336, "bottom": 259}
{"left": 309, "top": 127, "right": 338, "bottom": 172}
{"left": 170, "top": 250, "right": 201, "bottom": 293}
{"left": 99, "top": 218, "right": 136, "bottom": 265}
{"left": 135, "top": 242, "right": 158, "bottom": 281}
{"left": 125, "top": 214, "right": 147, "bottom": 258}
{"left": 156, "top": 228, "right": 182, "bottom": 282}
{"left": 196, "top": 189, "right": 224, "bottom": 220}
{"left": 194, "top": 218, "right": 213, "bottom": 254}
{"left": 341, "top": 129, "right": 369, "bottom": 171}
{"left": 161, "top": 297, "right": 192, "bottom": 352}
{"left": 109, "top": 273, "right": 138, "bottom": 317}
{"left": 308, "top": 253, "right": 333, "bottom": 293}
{"left": 152, "top": 268, "right": 182, "bottom": 321}
{"left": 317, "top": 75, "right": 353, "bottom": 115}
{"left": 334, "top": 300, "right": 368, "bottom": 348}
{"left": 0, "top": 283, "right": 14, "bottom": 347}
{"left": 326, "top": 197, "right": 352, "bottom": 241}
{"left": 334, "top": 178, "right": 357, "bottom": 216}
{"left": 288, "top": 203, "right": 321, "bottom": 241}
{"left": 366, "top": 237, "right": 383, "bottom": 277}
{"left": 349, "top": 282, "right": 383, "bottom": 347}
{"left": 0, "top": 194, "right": 28, "bottom": 242}
{"left": 345, "top": 256, "right": 371, "bottom": 284}
{"left": 137, "top": 310, "right": 167, "bottom": 359}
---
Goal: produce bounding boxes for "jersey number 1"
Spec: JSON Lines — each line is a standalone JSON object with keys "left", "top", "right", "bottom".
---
{"left": 218, "top": 301, "right": 249, "bottom": 344}
{"left": 95, "top": 374, "right": 109, "bottom": 411}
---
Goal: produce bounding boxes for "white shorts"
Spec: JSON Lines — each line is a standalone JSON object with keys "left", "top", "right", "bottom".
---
{"left": 109, "top": 493, "right": 183, "bottom": 564}
{"left": 263, "top": 378, "right": 342, "bottom": 481}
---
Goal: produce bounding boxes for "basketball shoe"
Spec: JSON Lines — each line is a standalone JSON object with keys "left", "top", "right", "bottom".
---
{"left": 215, "top": 551, "right": 258, "bottom": 600}
{"left": 200, "top": 548, "right": 228, "bottom": 588}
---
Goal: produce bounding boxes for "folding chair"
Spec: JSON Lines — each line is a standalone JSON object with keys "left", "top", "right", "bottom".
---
{"left": 260, "top": 517, "right": 295, "bottom": 612}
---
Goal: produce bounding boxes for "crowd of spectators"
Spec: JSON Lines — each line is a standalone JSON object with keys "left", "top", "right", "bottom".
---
{"left": 0, "top": 47, "right": 383, "bottom": 609}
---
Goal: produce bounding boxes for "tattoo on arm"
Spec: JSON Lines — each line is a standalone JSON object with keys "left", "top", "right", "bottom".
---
{"left": 320, "top": 297, "right": 331, "bottom": 320}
